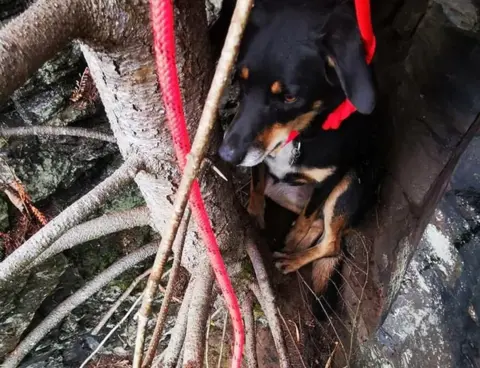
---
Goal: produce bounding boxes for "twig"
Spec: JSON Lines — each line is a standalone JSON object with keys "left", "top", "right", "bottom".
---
{"left": 297, "top": 274, "right": 348, "bottom": 363}
{"left": 142, "top": 210, "right": 191, "bottom": 367}
{"left": 80, "top": 293, "right": 144, "bottom": 368}
{"left": 0, "top": 156, "right": 142, "bottom": 287}
{"left": 347, "top": 232, "right": 370, "bottom": 363}
{"left": 2, "top": 242, "right": 158, "bottom": 368}
{"left": 278, "top": 309, "right": 307, "bottom": 368}
{"left": 325, "top": 342, "right": 339, "bottom": 368}
{"left": 155, "top": 281, "right": 195, "bottom": 368}
{"left": 33, "top": 206, "right": 150, "bottom": 267}
{"left": 217, "top": 311, "right": 228, "bottom": 368}
{"left": 135, "top": 0, "right": 253, "bottom": 364}
{"left": 0, "top": 126, "right": 116, "bottom": 143}
{"left": 243, "top": 293, "right": 257, "bottom": 368}
{"left": 92, "top": 268, "right": 152, "bottom": 336}
{"left": 183, "top": 263, "right": 215, "bottom": 367}
{"left": 205, "top": 314, "right": 212, "bottom": 368}
{"left": 246, "top": 241, "right": 289, "bottom": 368}
{"left": 250, "top": 283, "right": 289, "bottom": 368}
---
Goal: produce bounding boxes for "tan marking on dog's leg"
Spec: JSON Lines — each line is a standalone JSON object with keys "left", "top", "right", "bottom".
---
{"left": 284, "top": 205, "right": 323, "bottom": 253}
{"left": 274, "top": 175, "right": 351, "bottom": 275}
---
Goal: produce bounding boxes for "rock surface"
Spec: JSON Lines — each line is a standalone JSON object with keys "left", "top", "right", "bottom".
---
{"left": 357, "top": 136, "right": 480, "bottom": 368}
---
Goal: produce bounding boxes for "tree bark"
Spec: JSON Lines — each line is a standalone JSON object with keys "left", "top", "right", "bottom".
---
{"left": 0, "top": 0, "right": 90, "bottom": 102}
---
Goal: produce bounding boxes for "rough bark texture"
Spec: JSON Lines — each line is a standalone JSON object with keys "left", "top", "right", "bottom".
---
{"left": 0, "top": 0, "right": 89, "bottom": 102}
{"left": 80, "top": 0, "right": 249, "bottom": 275}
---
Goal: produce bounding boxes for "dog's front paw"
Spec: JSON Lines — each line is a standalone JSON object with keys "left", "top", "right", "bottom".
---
{"left": 273, "top": 252, "right": 302, "bottom": 274}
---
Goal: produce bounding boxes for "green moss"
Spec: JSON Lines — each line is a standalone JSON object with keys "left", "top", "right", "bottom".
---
{"left": 103, "top": 183, "right": 146, "bottom": 213}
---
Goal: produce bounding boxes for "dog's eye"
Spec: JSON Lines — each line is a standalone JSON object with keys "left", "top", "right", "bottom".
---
{"left": 284, "top": 95, "right": 297, "bottom": 104}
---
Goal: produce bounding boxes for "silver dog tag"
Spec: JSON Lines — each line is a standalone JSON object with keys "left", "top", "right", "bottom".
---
{"left": 289, "top": 140, "right": 301, "bottom": 166}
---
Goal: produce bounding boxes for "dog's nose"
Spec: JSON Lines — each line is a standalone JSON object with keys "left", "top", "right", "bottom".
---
{"left": 218, "top": 143, "right": 239, "bottom": 164}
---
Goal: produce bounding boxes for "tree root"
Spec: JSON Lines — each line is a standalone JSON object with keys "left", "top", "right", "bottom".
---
{"left": 2, "top": 242, "right": 158, "bottom": 368}
{"left": 33, "top": 206, "right": 150, "bottom": 267}
{"left": 243, "top": 292, "right": 257, "bottom": 368}
{"left": 0, "top": 126, "right": 116, "bottom": 143}
{"left": 247, "top": 241, "right": 290, "bottom": 368}
{"left": 155, "top": 281, "right": 195, "bottom": 368}
{"left": 0, "top": 155, "right": 142, "bottom": 287}
{"left": 183, "top": 263, "right": 215, "bottom": 367}
{"left": 142, "top": 210, "right": 192, "bottom": 367}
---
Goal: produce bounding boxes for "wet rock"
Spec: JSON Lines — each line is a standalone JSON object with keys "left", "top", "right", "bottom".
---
{"left": 10, "top": 43, "right": 91, "bottom": 126}
{"left": 355, "top": 136, "right": 480, "bottom": 368}
{"left": 0, "top": 255, "right": 68, "bottom": 357}
{"left": 434, "top": 0, "right": 479, "bottom": 31}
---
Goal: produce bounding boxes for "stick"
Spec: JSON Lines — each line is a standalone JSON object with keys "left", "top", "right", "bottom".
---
{"left": 0, "top": 155, "right": 142, "bottom": 287}
{"left": 250, "top": 283, "right": 290, "bottom": 368}
{"left": 80, "top": 293, "right": 144, "bottom": 368}
{"left": 142, "top": 210, "right": 191, "bottom": 367}
{"left": 0, "top": 126, "right": 116, "bottom": 143}
{"left": 217, "top": 311, "right": 229, "bottom": 368}
{"left": 33, "top": 206, "right": 150, "bottom": 267}
{"left": 246, "top": 242, "right": 290, "bottom": 368}
{"left": 2, "top": 242, "right": 158, "bottom": 368}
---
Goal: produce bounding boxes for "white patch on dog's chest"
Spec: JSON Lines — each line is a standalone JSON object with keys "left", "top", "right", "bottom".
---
{"left": 264, "top": 142, "right": 298, "bottom": 180}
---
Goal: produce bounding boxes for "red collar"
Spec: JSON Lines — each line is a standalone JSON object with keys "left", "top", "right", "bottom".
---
{"left": 284, "top": 0, "right": 376, "bottom": 146}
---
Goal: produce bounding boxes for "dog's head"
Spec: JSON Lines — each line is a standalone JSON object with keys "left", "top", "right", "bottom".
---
{"left": 218, "top": 0, "right": 376, "bottom": 166}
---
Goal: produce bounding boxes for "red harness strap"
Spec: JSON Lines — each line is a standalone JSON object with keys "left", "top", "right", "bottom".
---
{"left": 284, "top": 0, "right": 376, "bottom": 145}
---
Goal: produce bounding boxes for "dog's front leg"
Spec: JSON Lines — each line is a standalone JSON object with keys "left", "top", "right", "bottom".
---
{"left": 283, "top": 186, "right": 325, "bottom": 253}
{"left": 247, "top": 163, "right": 266, "bottom": 229}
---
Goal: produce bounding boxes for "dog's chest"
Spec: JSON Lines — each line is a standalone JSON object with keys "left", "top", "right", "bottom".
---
{"left": 264, "top": 142, "right": 299, "bottom": 180}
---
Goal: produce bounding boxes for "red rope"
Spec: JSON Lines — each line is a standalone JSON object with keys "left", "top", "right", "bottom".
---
{"left": 149, "top": 1, "right": 244, "bottom": 367}
{"left": 285, "top": 0, "right": 376, "bottom": 143}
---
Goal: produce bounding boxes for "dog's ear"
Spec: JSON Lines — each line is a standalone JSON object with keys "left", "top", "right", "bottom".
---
{"left": 323, "top": 8, "right": 376, "bottom": 114}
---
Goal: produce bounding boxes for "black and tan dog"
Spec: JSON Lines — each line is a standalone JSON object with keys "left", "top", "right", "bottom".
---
{"left": 218, "top": 0, "right": 378, "bottom": 294}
